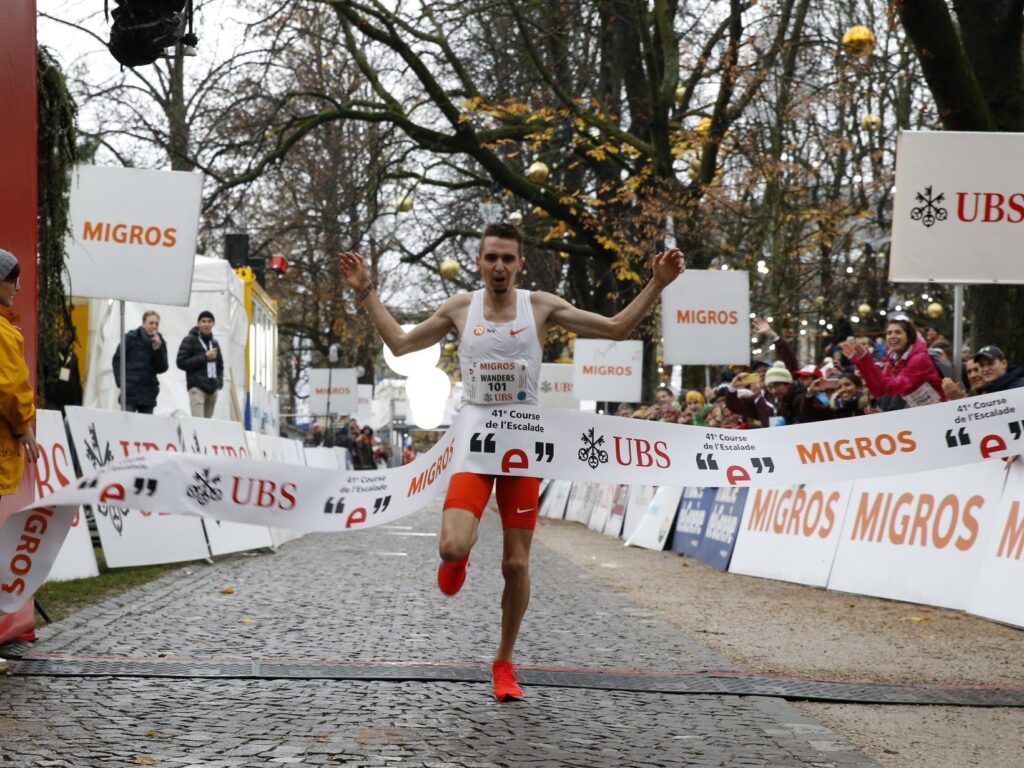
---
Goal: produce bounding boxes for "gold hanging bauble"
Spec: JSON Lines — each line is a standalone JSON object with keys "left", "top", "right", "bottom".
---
{"left": 509, "top": 210, "right": 523, "bottom": 225}
{"left": 443, "top": 342, "right": 456, "bottom": 354}
{"left": 857, "top": 302, "right": 872, "bottom": 318}
{"left": 526, "top": 161, "right": 550, "bottom": 184}
{"left": 861, "top": 113, "right": 882, "bottom": 132}
{"left": 926, "top": 302, "right": 944, "bottom": 319}
{"left": 842, "top": 26, "right": 876, "bottom": 59}
{"left": 439, "top": 258, "right": 460, "bottom": 279}
{"left": 396, "top": 195, "right": 413, "bottom": 212}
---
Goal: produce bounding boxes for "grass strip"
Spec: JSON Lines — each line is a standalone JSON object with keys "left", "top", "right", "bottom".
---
{"left": 33, "top": 548, "right": 187, "bottom": 625}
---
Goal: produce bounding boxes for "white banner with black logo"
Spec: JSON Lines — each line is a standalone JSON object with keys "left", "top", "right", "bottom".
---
{"left": 34, "top": 410, "right": 99, "bottom": 582}
{"left": 63, "top": 407, "right": 211, "bottom": 569}
{"left": 892, "top": 130, "right": 1024, "bottom": 283}
{"left": 5, "top": 391, "right": 1024, "bottom": 612}
{"left": 180, "top": 416, "right": 275, "bottom": 556}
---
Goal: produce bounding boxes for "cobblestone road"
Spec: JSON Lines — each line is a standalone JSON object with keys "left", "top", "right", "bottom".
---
{"left": 0, "top": 506, "right": 880, "bottom": 767}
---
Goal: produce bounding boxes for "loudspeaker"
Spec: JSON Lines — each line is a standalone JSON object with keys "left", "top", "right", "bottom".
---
{"left": 224, "top": 233, "right": 249, "bottom": 269}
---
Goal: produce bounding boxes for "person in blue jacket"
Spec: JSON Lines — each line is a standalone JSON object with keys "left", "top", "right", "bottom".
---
{"left": 112, "top": 311, "right": 168, "bottom": 413}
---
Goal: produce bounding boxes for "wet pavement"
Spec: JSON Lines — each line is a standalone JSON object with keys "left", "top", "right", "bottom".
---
{"left": 0, "top": 504, "right": 879, "bottom": 767}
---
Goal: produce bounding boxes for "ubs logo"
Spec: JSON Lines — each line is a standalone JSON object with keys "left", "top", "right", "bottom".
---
{"left": 578, "top": 427, "right": 609, "bottom": 470}
{"left": 910, "top": 186, "right": 947, "bottom": 228}
{"left": 187, "top": 467, "right": 223, "bottom": 506}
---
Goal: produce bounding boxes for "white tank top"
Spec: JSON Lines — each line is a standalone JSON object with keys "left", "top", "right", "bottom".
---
{"left": 459, "top": 289, "right": 542, "bottom": 406}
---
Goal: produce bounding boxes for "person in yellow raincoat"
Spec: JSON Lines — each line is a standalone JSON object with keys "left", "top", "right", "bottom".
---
{"left": 0, "top": 248, "right": 38, "bottom": 672}
{"left": 0, "top": 248, "right": 39, "bottom": 497}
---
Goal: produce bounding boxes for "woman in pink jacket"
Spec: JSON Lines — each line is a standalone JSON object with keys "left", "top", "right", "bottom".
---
{"left": 840, "top": 315, "right": 945, "bottom": 411}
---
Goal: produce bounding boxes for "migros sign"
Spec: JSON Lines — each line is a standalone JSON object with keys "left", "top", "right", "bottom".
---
{"left": 581, "top": 365, "right": 633, "bottom": 376}
{"left": 796, "top": 430, "right": 916, "bottom": 464}
{"left": 81, "top": 220, "right": 178, "bottom": 248}
{"left": 675, "top": 308, "right": 739, "bottom": 325}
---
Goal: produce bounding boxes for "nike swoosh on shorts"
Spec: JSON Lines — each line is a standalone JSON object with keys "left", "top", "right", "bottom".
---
{"left": 516, "top": 507, "right": 534, "bottom": 515}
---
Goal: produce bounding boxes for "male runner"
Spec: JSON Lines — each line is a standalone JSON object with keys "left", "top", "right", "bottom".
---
{"left": 339, "top": 223, "right": 685, "bottom": 700}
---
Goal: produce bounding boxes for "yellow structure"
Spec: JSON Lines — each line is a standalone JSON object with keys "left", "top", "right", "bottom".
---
{"left": 235, "top": 267, "right": 280, "bottom": 434}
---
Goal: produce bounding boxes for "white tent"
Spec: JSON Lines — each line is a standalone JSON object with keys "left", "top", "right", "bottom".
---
{"left": 82, "top": 256, "right": 248, "bottom": 421}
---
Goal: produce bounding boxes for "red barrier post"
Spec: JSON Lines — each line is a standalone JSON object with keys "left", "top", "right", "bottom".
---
{"left": 0, "top": 0, "right": 40, "bottom": 642}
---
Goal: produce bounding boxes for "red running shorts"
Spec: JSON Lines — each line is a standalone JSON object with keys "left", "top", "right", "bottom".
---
{"left": 442, "top": 472, "right": 540, "bottom": 530}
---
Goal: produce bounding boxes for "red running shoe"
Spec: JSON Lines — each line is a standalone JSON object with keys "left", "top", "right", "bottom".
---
{"left": 437, "top": 556, "right": 469, "bottom": 596}
{"left": 492, "top": 661, "right": 523, "bottom": 701}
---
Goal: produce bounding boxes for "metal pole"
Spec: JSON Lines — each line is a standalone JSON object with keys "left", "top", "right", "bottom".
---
{"left": 325, "top": 365, "right": 333, "bottom": 447}
{"left": 953, "top": 284, "right": 965, "bottom": 383}
{"left": 119, "top": 301, "right": 127, "bottom": 411}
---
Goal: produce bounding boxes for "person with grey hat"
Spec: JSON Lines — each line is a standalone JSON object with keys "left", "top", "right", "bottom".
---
{"left": 973, "top": 345, "right": 1024, "bottom": 394}
{"left": 0, "top": 247, "right": 40, "bottom": 492}
{"left": 176, "top": 310, "right": 223, "bottom": 417}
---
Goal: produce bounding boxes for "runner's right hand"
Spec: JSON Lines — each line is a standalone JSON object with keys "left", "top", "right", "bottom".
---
{"left": 339, "top": 252, "right": 371, "bottom": 291}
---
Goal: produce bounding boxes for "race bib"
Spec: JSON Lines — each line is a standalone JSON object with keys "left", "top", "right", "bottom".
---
{"left": 904, "top": 381, "right": 942, "bottom": 408}
{"left": 465, "top": 359, "right": 530, "bottom": 404}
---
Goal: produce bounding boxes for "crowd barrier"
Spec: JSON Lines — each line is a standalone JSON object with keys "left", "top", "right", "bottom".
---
{"left": 34, "top": 406, "right": 339, "bottom": 580}
{"left": 537, "top": 461, "right": 1024, "bottom": 629}
{"left": 3, "top": 397, "right": 1023, "bottom": 630}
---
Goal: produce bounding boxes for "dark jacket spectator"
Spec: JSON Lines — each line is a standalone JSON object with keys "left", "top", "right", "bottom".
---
{"left": 726, "top": 324, "right": 827, "bottom": 426}
{"left": 845, "top": 318, "right": 944, "bottom": 411}
{"left": 796, "top": 373, "right": 837, "bottom": 423}
{"left": 353, "top": 426, "right": 376, "bottom": 470}
{"left": 727, "top": 361, "right": 806, "bottom": 427}
{"left": 826, "top": 309, "right": 855, "bottom": 354}
{"left": 113, "top": 311, "right": 169, "bottom": 413}
{"left": 974, "top": 345, "right": 1024, "bottom": 394}
{"left": 828, "top": 373, "right": 871, "bottom": 418}
{"left": 176, "top": 325, "right": 224, "bottom": 394}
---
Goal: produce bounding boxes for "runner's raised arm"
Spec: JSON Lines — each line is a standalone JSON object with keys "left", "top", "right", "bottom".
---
{"left": 339, "top": 251, "right": 457, "bottom": 356}
{"left": 533, "top": 248, "right": 686, "bottom": 339}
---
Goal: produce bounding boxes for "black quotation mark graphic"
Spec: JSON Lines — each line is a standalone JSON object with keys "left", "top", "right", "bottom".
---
{"left": 750, "top": 457, "right": 775, "bottom": 473}
{"left": 470, "top": 433, "right": 497, "bottom": 453}
{"left": 133, "top": 478, "right": 158, "bottom": 496}
{"left": 695, "top": 453, "right": 718, "bottom": 470}
{"left": 324, "top": 495, "right": 392, "bottom": 515}
{"left": 945, "top": 428, "right": 971, "bottom": 448}
{"left": 1008, "top": 421, "right": 1024, "bottom": 441}
{"left": 534, "top": 442, "right": 554, "bottom": 462}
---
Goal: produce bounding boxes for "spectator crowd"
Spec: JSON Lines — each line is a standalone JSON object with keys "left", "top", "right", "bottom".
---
{"left": 619, "top": 312, "right": 1023, "bottom": 430}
